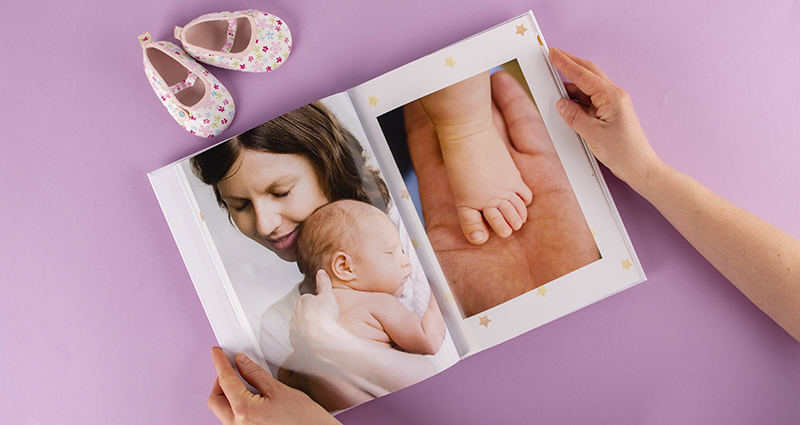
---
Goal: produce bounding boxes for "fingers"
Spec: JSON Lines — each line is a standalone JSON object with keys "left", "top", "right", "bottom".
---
{"left": 556, "top": 98, "right": 596, "bottom": 138}
{"left": 490, "top": 71, "right": 555, "bottom": 157}
{"left": 235, "top": 352, "right": 283, "bottom": 398}
{"left": 314, "top": 269, "right": 332, "bottom": 295}
{"left": 552, "top": 48, "right": 611, "bottom": 82}
{"left": 564, "top": 82, "right": 591, "bottom": 108}
{"left": 208, "top": 377, "right": 235, "bottom": 424}
{"left": 210, "top": 347, "right": 251, "bottom": 416}
{"left": 548, "top": 48, "right": 609, "bottom": 101}
{"left": 404, "top": 100, "right": 444, "bottom": 178}
{"left": 457, "top": 207, "right": 490, "bottom": 244}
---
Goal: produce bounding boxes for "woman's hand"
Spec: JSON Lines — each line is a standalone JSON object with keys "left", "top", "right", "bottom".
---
{"left": 288, "top": 270, "right": 343, "bottom": 365}
{"left": 549, "top": 47, "right": 663, "bottom": 186}
{"left": 208, "top": 347, "right": 340, "bottom": 425}
{"left": 287, "top": 269, "right": 436, "bottom": 395}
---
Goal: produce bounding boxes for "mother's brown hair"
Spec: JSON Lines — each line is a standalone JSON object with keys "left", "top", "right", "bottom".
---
{"left": 191, "top": 101, "right": 391, "bottom": 213}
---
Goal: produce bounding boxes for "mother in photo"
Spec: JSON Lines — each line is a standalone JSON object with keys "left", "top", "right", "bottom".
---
{"left": 191, "top": 101, "right": 446, "bottom": 410}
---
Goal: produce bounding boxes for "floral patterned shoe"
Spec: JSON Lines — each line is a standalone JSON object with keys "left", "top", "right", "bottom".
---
{"left": 139, "top": 32, "right": 235, "bottom": 138}
{"left": 174, "top": 10, "right": 292, "bottom": 73}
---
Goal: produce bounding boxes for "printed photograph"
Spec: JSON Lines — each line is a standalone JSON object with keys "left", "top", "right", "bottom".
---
{"left": 181, "top": 95, "right": 453, "bottom": 412}
{"left": 378, "top": 59, "right": 601, "bottom": 318}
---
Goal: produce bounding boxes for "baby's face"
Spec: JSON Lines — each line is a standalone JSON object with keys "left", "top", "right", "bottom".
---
{"left": 352, "top": 213, "right": 411, "bottom": 297}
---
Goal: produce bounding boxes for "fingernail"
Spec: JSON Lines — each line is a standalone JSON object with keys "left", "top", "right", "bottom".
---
{"left": 556, "top": 99, "right": 567, "bottom": 114}
{"left": 237, "top": 352, "right": 251, "bottom": 364}
{"left": 470, "top": 230, "right": 484, "bottom": 241}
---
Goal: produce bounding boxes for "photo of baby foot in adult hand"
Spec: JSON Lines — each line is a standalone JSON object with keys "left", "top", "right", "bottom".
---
{"left": 419, "top": 71, "right": 533, "bottom": 245}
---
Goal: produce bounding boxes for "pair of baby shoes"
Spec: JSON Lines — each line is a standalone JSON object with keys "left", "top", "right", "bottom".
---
{"left": 139, "top": 10, "right": 292, "bottom": 138}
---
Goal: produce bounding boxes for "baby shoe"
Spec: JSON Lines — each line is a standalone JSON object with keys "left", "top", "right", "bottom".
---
{"left": 139, "top": 32, "right": 235, "bottom": 138}
{"left": 174, "top": 10, "right": 292, "bottom": 73}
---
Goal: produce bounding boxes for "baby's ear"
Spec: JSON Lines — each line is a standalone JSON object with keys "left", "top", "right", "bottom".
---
{"left": 331, "top": 252, "right": 356, "bottom": 282}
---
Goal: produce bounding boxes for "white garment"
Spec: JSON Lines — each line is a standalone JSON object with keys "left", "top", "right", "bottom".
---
{"left": 258, "top": 205, "right": 431, "bottom": 375}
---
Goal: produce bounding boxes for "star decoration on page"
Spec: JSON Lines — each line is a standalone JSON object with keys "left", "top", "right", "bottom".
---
{"left": 401, "top": 189, "right": 411, "bottom": 200}
{"left": 411, "top": 238, "right": 420, "bottom": 249}
{"left": 445, "top": 292, "right": 454, "bottom": 302}
{"left": 478, "top": 314, "right": 491, "bottom": 328}
{"left": 621, "top": 258, "right": 633, "bottom": 271}
{"left": 591, "top": 228, "right": 598, "bottom": 236}
{"left": 536, "top": 286, "right": 548, "bottom": 297}
{"left": 444, "top": 56, "right": 457, "bottom": 68}
{"left": 368, "top": 95, "right": 380, "bottom": 107}
{"left": 515, "top": 24, "right": 528, "bottom": 36}
{"left": 199, "top": 212, "right": 205, "bottom": 222}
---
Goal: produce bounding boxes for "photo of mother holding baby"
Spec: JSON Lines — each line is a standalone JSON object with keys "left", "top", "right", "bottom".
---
{"left": 190, "top": 101, "right": 453, "bottom": 412}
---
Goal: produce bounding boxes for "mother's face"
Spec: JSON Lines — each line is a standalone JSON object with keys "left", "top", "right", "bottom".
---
{"left": 216, "top": 150, "right": 330, "bottom": 262}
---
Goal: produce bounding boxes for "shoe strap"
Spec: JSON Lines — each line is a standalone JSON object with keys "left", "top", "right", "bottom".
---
{"left": 138, "top": 32, "right": 152, "bottom": 46}
{"left": 169, "top": 72, "right": 198, "bottom": 95}
{"left": 221, "top": 18, "right": 237, "bottom": 53}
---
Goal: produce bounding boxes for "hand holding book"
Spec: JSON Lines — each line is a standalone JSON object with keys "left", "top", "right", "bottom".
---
{"left": 550, "top": 48, "right": 800, "bottom": 342}
{"left": 209, "top": 347, "right": 341, "bottom": 425}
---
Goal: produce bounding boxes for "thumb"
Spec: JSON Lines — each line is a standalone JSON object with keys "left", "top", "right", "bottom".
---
{"left": 235, "top": 352, "right": 283, "bottom": 397}
{"left": 314, "top": 269, "right": 333, "bottom": 295}
{"left": 556, "top": 98, "right": 595, "bottom": 139}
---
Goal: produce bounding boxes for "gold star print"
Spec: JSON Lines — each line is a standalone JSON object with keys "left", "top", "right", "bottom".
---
{"left": 444, "top": 56, "right": 457, "bottom": 68}
{"left": 368, "top": 95, "right": 380, "bottom": 107}
{"left": 537, "top": 35, "right": 543, "bottom": 46}
{"left": 515, "top": 24, "right": 528, "bottom": 36}
{"left": 537, "top": 286, "right": 548, "bottom": 297}
{"left": 478, "top": 314, "right": 491, "bottom": 328}
{"left": 445, "top": 292, "right": 454, "bottom": 302}
{"left": 401, "top": 189, "right": 411, "bottom": 200}
{"left": 621, "top": 259, "right": 633, "bottom": 271}
{"left": 591, "top": 228, "right": 598, "bottom": 236}
{"left": 411, "top": 238, "right": 419, "bottom": 249}
{"left": 199, "top": 212, "right": 204, "bottom": 222}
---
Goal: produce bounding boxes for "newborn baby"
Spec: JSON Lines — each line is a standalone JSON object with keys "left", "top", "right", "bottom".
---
{"left": 279, "top": 199, "right": 446, "bottom": 411}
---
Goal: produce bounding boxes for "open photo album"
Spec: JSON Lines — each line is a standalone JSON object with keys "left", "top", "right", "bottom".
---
{"left": 149, "top": 11, "right": 645, "bottom": 413}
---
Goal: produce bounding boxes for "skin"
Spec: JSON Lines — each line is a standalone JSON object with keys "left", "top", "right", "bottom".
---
{"left": 209, "top": 347, "right": 341, "bottom": 425}
{"left": 327, "top": 211, "right": 445, "bottom": 354}
{"left": 209, "top": 48, "right": 800, "bottom": 423}
{"left": 407, "top": 70, "right": 601, "bottom": 317}
{"left": 549, "top": 47, "right": 800, "bottom": 341}
{"left": 216, "top": 151, "right": 331, "bottom": 262}
{"left": 278, "top": 207, "right": 445, "bottom": 412}
{"left": 419, "top": 70, "right": 533, "bottom": 244}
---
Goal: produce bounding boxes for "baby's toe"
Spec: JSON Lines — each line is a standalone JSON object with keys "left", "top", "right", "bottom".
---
{"left": 484, "top": 205, "right": 513, "bottom": 238}
{"left": 457, "top": 207, "right": 490, "bottom": 245}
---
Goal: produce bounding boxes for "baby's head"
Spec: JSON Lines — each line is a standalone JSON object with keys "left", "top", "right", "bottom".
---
{"left": 296, "top": 199, "right": 411, "bottom": 296}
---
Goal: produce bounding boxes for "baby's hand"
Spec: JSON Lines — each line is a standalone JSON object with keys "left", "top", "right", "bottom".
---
{"left": 441, "top": 124, "right": 533, "bottom": 245}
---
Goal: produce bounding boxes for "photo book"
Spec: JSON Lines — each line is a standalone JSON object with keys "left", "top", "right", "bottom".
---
{"left": 149, "top": 11, "right": 645, "bottom": 413}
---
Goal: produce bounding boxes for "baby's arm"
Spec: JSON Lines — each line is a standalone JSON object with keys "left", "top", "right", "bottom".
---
{"left": 370, "top": 292, "right": 445, "bottom": 355}
{"left": 419, "top": 71, "right": 533, "bottom": 245}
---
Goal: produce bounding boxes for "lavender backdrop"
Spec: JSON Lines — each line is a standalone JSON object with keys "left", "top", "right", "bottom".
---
{"left": 2, "top": 0, "right": 798, "bottom": 423}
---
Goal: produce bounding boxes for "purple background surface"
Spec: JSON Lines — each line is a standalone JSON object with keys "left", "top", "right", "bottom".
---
{"left": 2, "top": 0, "right": 799, "bottom": 423}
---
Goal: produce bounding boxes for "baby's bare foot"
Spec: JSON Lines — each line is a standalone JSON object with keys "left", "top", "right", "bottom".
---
{"left": 440, "top": 125, "right": 532, "bottom": 244}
